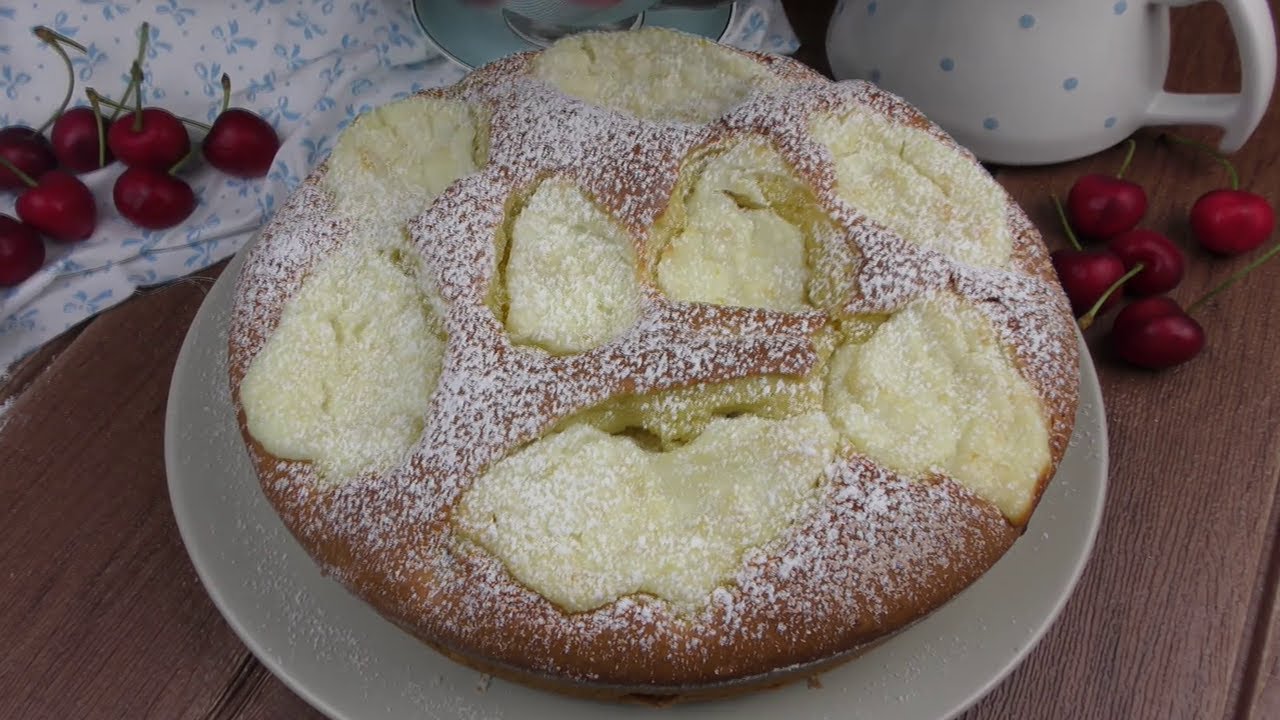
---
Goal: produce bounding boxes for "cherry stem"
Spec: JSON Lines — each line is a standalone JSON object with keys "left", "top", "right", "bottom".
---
{"left": 33, "top": 26, "right": 87, "bottom": 53}
{"left": 88, "top": 89, "right": 106, "bottom": 169}
{"left": 1186, "top": 242, "right": 1280, "bottom": 315}
{"left": 112, "top": 79, "right": 135, "bottom": 123}
{"left": 1162, "top": 133, "right": 1241, "bottom": 191}
{"left": 169, "top": 147, "right": 195, "bottom": 176}
{"left": 178, "top": 116, "right": 212, "bottom": 132}
{"left": 31, "top": 26, "right": 84, "bottom": 136}
{"left": 1051, "top": 194, "right": 1083, "bottom": 251}
{"left": 135, "top": 22, "right": 150, "bottom": 65}
{"left": 93, "top": 91, "right": 212, "bottom": 132}
{"left": 1115, "top": 138, "right": 1137, "bottom": 180}
{"left": 0, "top": 155, "right": 38, "bottom": 188}
{"left": 1078, "top": 263, "right": 1144, "bottom": 331}
{"left": 112, "top": 21, "right": 149, "bottom": 121}
{"left": 130, "top": 61, "right": 145, "bottom": 132}
{"left": 220, "top": 73, "right": 232, "bottom": 114}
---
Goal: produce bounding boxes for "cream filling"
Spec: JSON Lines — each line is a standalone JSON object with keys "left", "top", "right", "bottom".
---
{"left": 502, "top": 180, "right": 643, "bottom": 354}
{"left": 324, "top": 94, "right": 482, "bottom": 230}
{"left": 239, "top": 241, "right": 446, "bottom": 482}
{"left": 657, "top": 139, "right": 813, "bottom": 312}
{"left": 454, "top": 412, "right": 838, "bottom": 613}
{"left": 824, "top": 294, "right": 1050, "bottom": 521}
{"left": 809, "top": 109, "right": 1012, "bottom": 268}
{"left": 531, "top": 27, "right": 782, "bottom": 123}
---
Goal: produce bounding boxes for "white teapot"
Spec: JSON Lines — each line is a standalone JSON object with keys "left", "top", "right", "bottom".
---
{"left": 827, "top": 0, "right": 1277, "bottom": 164}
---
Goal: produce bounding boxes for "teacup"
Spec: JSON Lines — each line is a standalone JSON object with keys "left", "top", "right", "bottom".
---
{"left": 827, "top": 0, "right": 1277, "bottom": 165}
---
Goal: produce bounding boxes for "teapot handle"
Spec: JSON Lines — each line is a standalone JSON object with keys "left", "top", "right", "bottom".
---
{"left": 1145, "top": 0, "right": 1276, "bottom": 152}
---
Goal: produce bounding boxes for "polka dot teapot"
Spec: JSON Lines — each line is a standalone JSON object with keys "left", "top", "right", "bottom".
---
{"left": 826, "top": 0, "right": 1276, "bottom": 165}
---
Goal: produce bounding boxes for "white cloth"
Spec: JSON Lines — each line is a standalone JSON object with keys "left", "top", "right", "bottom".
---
{"left": 0, "top": 0, "right": 799, "bottom": 372}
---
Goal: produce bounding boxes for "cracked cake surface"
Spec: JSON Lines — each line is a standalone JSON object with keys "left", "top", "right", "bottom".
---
{"left": 227, "top": 28, "right": 1079, "bottom": 699}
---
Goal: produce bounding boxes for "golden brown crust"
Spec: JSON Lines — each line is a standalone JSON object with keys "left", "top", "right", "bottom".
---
{"left": 227, "top": 30, "right": 1077, "bottom": 700}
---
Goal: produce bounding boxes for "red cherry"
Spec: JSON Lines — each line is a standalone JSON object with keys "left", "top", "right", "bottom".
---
{"left": 1190, "top": 189, "right": 1275, "bottom": 255}
{"left": 51, "top": 107, "right": 115, "bottom": 173}
{"left": 1105, "top": 229, "right": 1185, "bottom": 296}
{"left": 1065, "top": 139, "right": 1147, "bottom": 240}
{"left": 1162, "top": 133, "right": 1277, "bottom": 256}
{"left": 13, "top": 170, "right": 97, "bottom": 243}
{"left": 1050, "top": 248, "right": 1127, "bottom": 316}
{"left": 113, "top": 166, "right": 196, "bottom": 230}
{"left": 0, "top": 126, "right": 57, "bottom": 192}
{"left": 203, "top": 109, "right": 279, "bottom": 179}
{"left": 202, "top": 75, "right": 280, "bottom": 179}
{"left": 1109, "top": 297, "right": 1205, "bottom": 369}
{"left": 1066, "top": 174, "right": 1147, "bottom": 240}
{"left": 107, "top": 107, "right": 191, "bottom": 171}
{"left": 0, "top": 214, "right": 46, "bottom": 286}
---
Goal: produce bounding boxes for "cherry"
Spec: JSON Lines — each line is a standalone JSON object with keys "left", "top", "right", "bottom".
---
{"left": 1052, "top": 250, "right": 1127, "bottom": 316}
{"left": 1106, "top": 229, "right": 1185, "bottom": 296}
{"left": 1048, "top": 195, "right": 1127, "bottom": 316}
{"left": 0, "top": 160, "right": 97, "bottom": 243}
{"left": 1066, "top": 139, "right": 1148, "bottom": 240}
{"left": 0, "top": 127, "right": 57, "bottom": 192}
{"left": 1109, "top": 297, "right": 1205, "bottom": 370}
{"left": 1107, "top": 241, "right": 1280, "bottom": 370}
{"left": 107, "top": 107, "right": 190, "bottom": 171}
{"left": 51, "top": 106, "right": 115, "bottom": 173}
{"left": 105, "top": 63, "right": 191, "bottom": 171}
{"left": 1164, "top": 134, "right": 1276, "bottom": 256}
{"left": 203, "top": 74, "right": 280, "bottom": 178}
{"left": 113, "top": 166, "right": 196, "bottom": 230}
{"left": 1191, "top": 190, "right": 1275, "bottom": 255}
{"left": 25, "top": 26, "right": 115, "bottom": 175}
{"left": 0, "top": 214, "right": 45, "bottom": 287}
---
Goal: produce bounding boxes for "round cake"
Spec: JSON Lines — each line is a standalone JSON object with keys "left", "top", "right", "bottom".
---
{"left": 227, "top": 28, "right": 1079, "bottom": 702}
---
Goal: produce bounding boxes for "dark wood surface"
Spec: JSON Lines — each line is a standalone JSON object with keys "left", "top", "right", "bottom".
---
{"left": 3, "top": 2, "right": 1279, "bottom": 718}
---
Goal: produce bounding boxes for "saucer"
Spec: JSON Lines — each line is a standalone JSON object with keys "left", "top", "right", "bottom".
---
{"left": 412, "top": 0, "right": 736, "bottom": 69}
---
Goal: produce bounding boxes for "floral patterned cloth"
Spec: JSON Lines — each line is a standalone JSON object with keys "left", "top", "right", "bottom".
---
{"left": 0, "top": 0, "right": 799, "bottom": 373}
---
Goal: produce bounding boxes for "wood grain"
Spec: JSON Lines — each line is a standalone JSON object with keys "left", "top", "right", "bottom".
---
{"left": 0, "top": 267, "right": 252, "bottom": 720}
{"left": 1, "top": 3, "right": 1278, "bottom": 719}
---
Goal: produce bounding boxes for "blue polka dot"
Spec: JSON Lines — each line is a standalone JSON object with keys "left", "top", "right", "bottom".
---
{"left": 1114, "top": 1, "right": 1128, "bottom": 14}
{"left": 983, "top": 117, "right": 1000, "bottom": 130}
{"left": 1104, "top": 116, "right": 1118, "bottom": 128}
{"left": 1019, "top": 14, "right": 1036, "bottom": 28}
{"left": 869, "top": 68, "right": 882, "bottom": 83}
{"left": 867, "top": 1, "right": 877, "bottom": 14}
{"left": 1063, "top": 77, "right": 1079, "bottom": 91}
{"left": 940, "top": 57, "right": 955, "bottom": 72}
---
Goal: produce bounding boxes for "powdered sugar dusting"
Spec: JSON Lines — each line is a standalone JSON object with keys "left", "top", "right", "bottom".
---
{"left": 226, "top": 29, "right": 1077, "bottom": 692}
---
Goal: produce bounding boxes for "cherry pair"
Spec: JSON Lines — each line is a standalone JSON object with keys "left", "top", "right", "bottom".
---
{"left": 1096, "top": 243, "right": 1280, "bottom": 370}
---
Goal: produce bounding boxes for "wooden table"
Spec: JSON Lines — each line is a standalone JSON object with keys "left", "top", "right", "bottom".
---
{"left": 3, "top": 2, "right": 1279, "bottom": 718}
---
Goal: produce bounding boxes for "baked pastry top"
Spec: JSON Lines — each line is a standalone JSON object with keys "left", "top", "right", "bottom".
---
{"left": 227, "top": 28, "right": 1079, "bottom": 698}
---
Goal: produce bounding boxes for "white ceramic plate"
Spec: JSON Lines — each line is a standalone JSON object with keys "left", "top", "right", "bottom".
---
{"left": 165, "top": 246, "right": 1108, "bottom": 720}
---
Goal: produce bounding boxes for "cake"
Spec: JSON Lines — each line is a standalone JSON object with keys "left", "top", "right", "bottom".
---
{"left": 227, "top": 28, "right": 1079, "bottom": 702}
